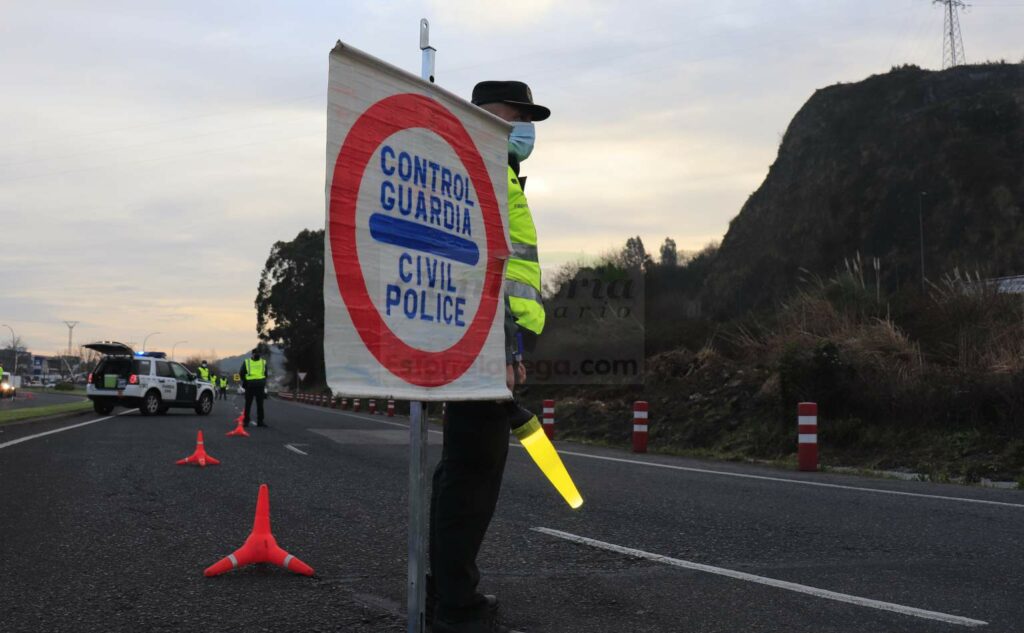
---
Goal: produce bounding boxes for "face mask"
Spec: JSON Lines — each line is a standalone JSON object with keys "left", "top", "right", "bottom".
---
{"left": 508, "top": 122, "right": 535, "bottom": 161}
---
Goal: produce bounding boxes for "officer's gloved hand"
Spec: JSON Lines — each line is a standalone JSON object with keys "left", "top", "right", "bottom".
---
{"left": 504, "top": 400, "right": 539, "bottom": 440}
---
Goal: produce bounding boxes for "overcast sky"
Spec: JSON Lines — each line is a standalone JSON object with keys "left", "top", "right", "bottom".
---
{"left": 2, "top": 0, "right": 1021, "bottom": 359}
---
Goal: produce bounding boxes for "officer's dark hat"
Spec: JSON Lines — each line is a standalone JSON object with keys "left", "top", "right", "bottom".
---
{"left": 471, "top": 80, "right": 550, "bottom": 121}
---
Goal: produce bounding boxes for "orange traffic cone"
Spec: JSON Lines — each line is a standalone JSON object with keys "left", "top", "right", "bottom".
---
{"left": 226, "top": 415, "right": 250, "bottom": 437}
{"left": 176, "top": 430, "right": 221, "bottom": 467}
{"left": 204, "top": 484, "right": 314, "bottom": 577}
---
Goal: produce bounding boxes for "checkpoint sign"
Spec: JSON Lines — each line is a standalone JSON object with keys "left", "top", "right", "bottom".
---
{"left": 323, "top": 42, "right": 511, "bottom": 401}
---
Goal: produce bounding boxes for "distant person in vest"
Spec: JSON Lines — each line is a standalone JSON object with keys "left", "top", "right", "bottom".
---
{"left": 240, "top": 348, "right": 267, "bottom": 427}
{"left": 209, "top": 372, "right": 219, "bottom": 397}
{"left": 219, "top": 376, "right": 228, "bottom": 400}
{"left": 427, "top": 79, "right": 549, "bottom": 633}
{"left": 196, "top": 361, "right": 211, "bottom": 382}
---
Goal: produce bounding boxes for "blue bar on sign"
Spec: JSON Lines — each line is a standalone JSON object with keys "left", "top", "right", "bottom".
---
{"left": 369, "top": 213, "right": 480, "bottom": 266}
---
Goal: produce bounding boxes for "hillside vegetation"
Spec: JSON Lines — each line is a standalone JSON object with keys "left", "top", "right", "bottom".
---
{"left": 528, "top": 63, "right": 1024, "bottom": 482}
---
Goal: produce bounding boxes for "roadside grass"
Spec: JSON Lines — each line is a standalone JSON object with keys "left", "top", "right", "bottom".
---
{"left": 22, "top": 386, "right": 88, "bottom": 397}
{"left": 0, "top": 400, "right": 92, "bottom": 425}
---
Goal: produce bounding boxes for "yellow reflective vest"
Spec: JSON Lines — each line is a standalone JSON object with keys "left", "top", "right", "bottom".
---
{"left": 505, "top": 166, "right": 545, "bottom": 334}
{"left": 245, "top": 358, "right": 267, "bottom": 380}
{"left": 219, "top": 377, "right": 228, "bottom": 388}
{"left": 197, "top": 366, "right": 210, "bottom": 381}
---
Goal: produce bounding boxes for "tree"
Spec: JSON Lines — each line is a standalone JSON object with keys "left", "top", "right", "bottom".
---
{"left": 255, "top": 229, "right": 325, "bottom": 386}
{"left": 659, "top": 237, "right": 678, "bottom": 267}
{"left": 621, "top": 236, "right": 652, "bottom": 271}
{"left": 0, "top": 336, "right": 26, "bottom": 373}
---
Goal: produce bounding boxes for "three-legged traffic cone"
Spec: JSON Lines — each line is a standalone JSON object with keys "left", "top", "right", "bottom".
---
{"left": 204, "top": 484, "right": 314, "bottom": 577}
{"left": 176, "top": 430, "right": 221, "bottom": 467}
{"left": 226, "top": 414, "right": 250, "bottom": 437}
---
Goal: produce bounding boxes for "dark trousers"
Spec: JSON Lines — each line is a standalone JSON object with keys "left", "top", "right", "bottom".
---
{"left": 243, "top": 381, "right": 265, "bottom": 424}
{"left": 429, "top": 400, "right": 509, "bottom": 622}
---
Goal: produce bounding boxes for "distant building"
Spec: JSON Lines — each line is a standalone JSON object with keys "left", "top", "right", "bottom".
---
{"left": 0, "top": 348, "right": 32, "bottom": 374}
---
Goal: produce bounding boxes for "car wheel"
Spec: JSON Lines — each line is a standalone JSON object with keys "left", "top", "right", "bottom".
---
{"left": 139, "top": 390, "right": 161, "bottom": 416}
{"left": 93, "top": 401, "right": 115, "bottom": 415}
{"left": 195, "top": 391, "right": 213, "bottom": 416}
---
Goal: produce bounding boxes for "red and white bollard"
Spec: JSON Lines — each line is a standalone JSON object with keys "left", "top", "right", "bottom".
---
{"left": 798, "top": 402, "right": 818, "bottom": 472}
{"left": 341, "top": 397, "right": 348, "bottom": 409}
{"left": 353, "top": 398, "right": 361, "bottom": 412}
{"left": 542, "top": 399, "right": 555, "bottom": 439}
{"left": 632, "top": 401, "right": 648, "bottom": 453}
{"left": 369, "top": 398, "right": 377, "bottom": 415}
{"left": 387, "top": 399, "right": 395, "bottom": 417}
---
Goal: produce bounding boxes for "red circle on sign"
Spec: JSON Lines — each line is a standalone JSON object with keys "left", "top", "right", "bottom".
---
{"left": 329, "top": 93, "right": 507, "bottom": 387}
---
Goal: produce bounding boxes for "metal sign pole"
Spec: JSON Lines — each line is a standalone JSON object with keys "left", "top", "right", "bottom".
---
{"left": 408, "top": 20, "right": 436, "bottom": 633}
{"left": 408, "top": 401, "right": 428, "bottom": 632}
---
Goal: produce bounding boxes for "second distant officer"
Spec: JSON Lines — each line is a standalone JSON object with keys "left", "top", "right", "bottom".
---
{"left": 239, "top": 348, "right": 267, "bottom": 427}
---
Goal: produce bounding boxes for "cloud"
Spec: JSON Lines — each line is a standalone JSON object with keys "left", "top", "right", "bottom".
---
{"left": 425, "top": 0, "right": 600, "bottom": 30}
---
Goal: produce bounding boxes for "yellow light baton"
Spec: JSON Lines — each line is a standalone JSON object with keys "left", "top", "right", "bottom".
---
{"left": 511, "top": 415, "right": 583, "bottom": 509}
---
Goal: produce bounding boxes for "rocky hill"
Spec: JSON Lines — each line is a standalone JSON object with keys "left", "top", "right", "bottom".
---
{"left": 704, "top": 63, "right": 1024, "bottom": 316}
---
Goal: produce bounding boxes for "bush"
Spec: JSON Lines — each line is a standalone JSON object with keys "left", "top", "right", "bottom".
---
{"left": 54, "top": 382, "right": 75, "bottom": 391}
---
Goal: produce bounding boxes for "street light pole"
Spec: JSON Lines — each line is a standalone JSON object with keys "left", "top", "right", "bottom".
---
{"left": 171, "top": 340, "right": 188, "bottom": 361}
{"left": 142, "top": 331, "right": 161, "bottom": 352}
{"left": 2, "top": 324, "right": 16, "bottom": 376}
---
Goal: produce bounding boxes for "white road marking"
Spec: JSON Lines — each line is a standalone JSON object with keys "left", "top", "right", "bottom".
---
{"left": 282, "top": 400, "right": 1024, "bottom": 509}
{"left": 284, "top": 443, "right": 308, "bottom": 456}
{"left": 533, "top": 527, "right": 988, "bottom": 628}
{"left": 551, "top": 449, "right": 1024, "bottom": 509}
{"left": 0, "top": 409, "right": 137, "bottom": 450}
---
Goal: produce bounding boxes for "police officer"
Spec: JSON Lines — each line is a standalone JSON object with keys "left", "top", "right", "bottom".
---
{"left": 219, "top": 375, "right": 228, "bottom": 400}
{"left": 428, "top": 80, "right": 550, "bottom": 633}
{"left": 196, "top": 361, "right": 211, "bottom": 383}
{"left": 239, "top": 348, "right": 267, "bottom": 427}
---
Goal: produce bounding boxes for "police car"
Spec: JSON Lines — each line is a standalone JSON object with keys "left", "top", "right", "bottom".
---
{"left": 85, "top": 342, "right": 216, "bottom": 416}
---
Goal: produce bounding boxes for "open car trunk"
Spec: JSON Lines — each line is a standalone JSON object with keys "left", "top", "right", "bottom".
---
{"left": 86, "top": 342, "right": 136, "bottom": 390}
{"left": 92, "top": 358, "right": 144, "bottom": 390}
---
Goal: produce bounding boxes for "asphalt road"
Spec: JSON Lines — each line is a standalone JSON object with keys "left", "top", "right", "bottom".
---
{"left": 1, "top": 396, "right": 1023, "bottom": 632}
{"left": 0, "top": 388, "right": 85, "bottom": 411}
